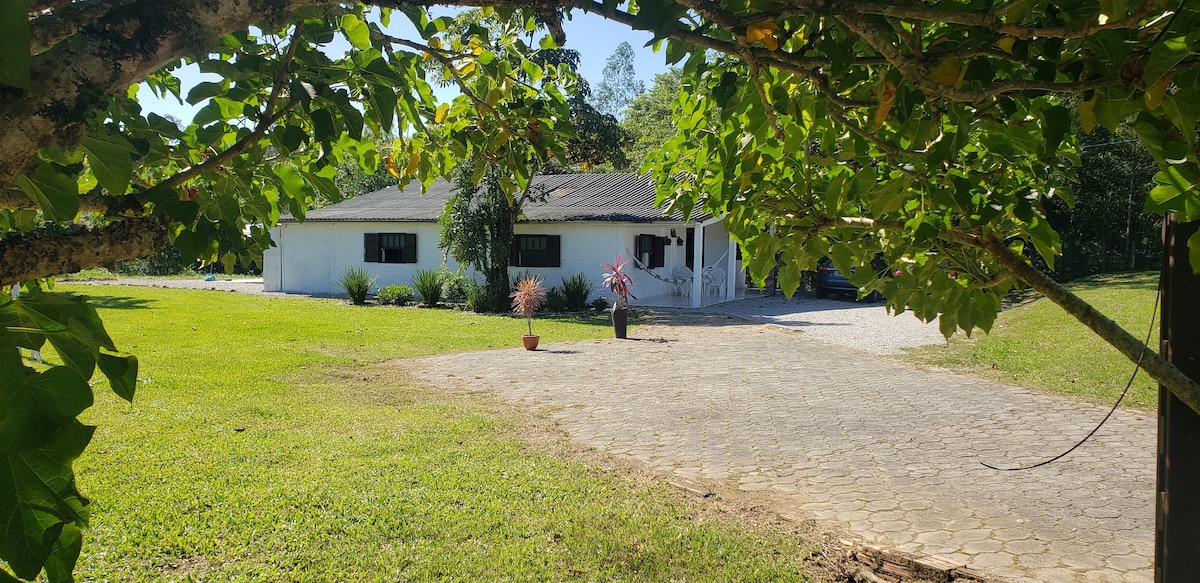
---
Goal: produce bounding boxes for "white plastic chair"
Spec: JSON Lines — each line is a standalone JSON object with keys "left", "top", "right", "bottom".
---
{"left": 702, "top": 267, "right": 725, "bottom": 299}
{"left": 672, "top": 265, "right": 692, "bottom": 296}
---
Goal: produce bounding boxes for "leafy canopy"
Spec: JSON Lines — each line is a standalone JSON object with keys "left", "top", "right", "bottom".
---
{"left": 4, "top": 1, "right": 1200, "bottom": 580}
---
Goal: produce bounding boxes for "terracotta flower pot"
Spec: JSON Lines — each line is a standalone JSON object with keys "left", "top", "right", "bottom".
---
{"left": 522, "top": 334, "right": 540, "bottom": 350}
{"left": 611, "top": 308, "right": 629, "bottom": 339}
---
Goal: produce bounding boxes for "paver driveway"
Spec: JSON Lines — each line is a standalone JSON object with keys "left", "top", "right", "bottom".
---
{"left": 407, "top": 312, "right": 1155, "bottom": 583}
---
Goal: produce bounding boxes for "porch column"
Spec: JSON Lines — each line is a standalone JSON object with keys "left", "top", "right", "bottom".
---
{"left": 691, "top": 222, "right": 704, "bottom": 307}
{"left": 726, "top": 237, "right": 737, "bottom": 301}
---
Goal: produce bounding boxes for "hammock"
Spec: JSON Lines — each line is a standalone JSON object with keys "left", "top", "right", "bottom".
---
{"left": 628, "top": 252, "right": 692, "bottom": 286}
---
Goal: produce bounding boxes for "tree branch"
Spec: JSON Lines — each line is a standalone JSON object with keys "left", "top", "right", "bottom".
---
{"left": 751, "top": 0, "right": 1159, "bottom": 41}
{"left": 836, "top": 12, "right": 1124, "bottom": 103}
{"left": 830, "top": 215, "right": 1200, "bottom": 412}
{"left": 0, "top": 216, "right": 170, "bottom": 286}
{"left": 973, "top": 232, "right": 1200, "bottom": 414}
{"left": 0, "top": 189, "right": 146, "bottom": 215}
{"left": 29, "top": 0, "right": 133, "bottom": 55}
{"left": 154, "top": 27, "right": 302, "bottom": 194}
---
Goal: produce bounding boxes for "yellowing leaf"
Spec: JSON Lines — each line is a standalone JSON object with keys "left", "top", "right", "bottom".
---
{"left": 405, "top": 152, "right": 420, "bottom": 175}
{"left": 383, "top": 155, "right": 400, "bottom": 178}
{"left": 929, "top": 59, "right": 963, "bottom": 89}
{"left": 997, "top": 37, "right": 1015, "bottom": 54}
{"left": 458, "top": 62, "right": 477, "bottom": 76}
{"left": 1145, "top": 74, "right": 1171, "bottom": 111}
{"left": 745, "top": 22, "right": 779, "bottom": 51}
{"left": 875, "top": 81, "right": 896, "bottom": 130}
{"left": 1079, "top": 96, "right": 1098, "bottom": 133}
{"left": 434, "top": 103, "right": 448, "bottom": 124}
{"left": 428, "top": 36, "right": 442, "bottom": 50}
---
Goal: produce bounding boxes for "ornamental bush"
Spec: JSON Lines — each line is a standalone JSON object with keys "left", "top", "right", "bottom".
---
{"left": 377, "top": 284, "right": 415, "bottom": 306}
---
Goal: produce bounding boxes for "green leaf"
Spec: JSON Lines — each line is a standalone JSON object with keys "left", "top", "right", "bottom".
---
{"left": 0, "top": 0, "right": 31, "bottom": 90}
{"left": 144, "top": 187, "right": 200, "bottom": 224}
{"left": 97, "top": 352, "right": 137, "bottom": 403}
{"left": 300, "top": 170, "right": 341, "bottom": 204}
{"left": 1027, "top": 217, "right": 1061, "bottom": 271}
{"left": 364, "top": 87, "right": 397, "bottom": 133}
{"left": 185, "top": 81, "right": 227, "bottom": 105}
{"left": 1145, "top": 166, "right": 1198, "bottom": 217}
{"left": 13, "top": 293, "right": 114, "bottom": 381}
{"left": 42, "top": 523, "right": 81, "bottom": 583}
{"left": 14, "top": 162, "right": 79, "bottom": 223}
{"left": 27, "top": 367, "right": 92, "bottom": 420}
{"left": 279, "top": 124, "right": 308, "bottom": 153}
{"left": 81, "top": 131, "right": 137, "bottom": 196}
{"left": 1040, "top": 105, "right": 1070, "bottom": 159}
{"left": 1189, "top": 229, "right": 1200, "bottom": 276}
{"left": 341, "top": 14, "right": 371, "bottom": 50}
{"left": 0, "top": 419, "right": 93, "bottom": 580}
{"left": 310, "top": 109, "right": 336, "bottom": 143}
{"left": 1144, "top": 35, "right": 1189, "bottom": 87}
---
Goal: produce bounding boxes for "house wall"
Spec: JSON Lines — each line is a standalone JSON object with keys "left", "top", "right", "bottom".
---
{"left": 263, "top": 220, "right": 744, "bottom": 299}
{"left": 263, "top": 221, "right": 452, "bottom": 295}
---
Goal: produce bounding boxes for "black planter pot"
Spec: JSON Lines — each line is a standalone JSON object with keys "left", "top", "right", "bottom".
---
{"left": 611, "top": 308, "right": 629, "bottom": 339}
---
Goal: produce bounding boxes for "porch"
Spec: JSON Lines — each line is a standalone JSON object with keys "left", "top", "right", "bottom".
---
{"left": 636, "top": 287, "right": 759, "bottom": 309}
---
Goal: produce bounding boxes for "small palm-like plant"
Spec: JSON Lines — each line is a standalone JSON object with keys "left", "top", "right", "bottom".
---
{"left": 510, "top": 275, "right": 546, "bottom": 337}
{"left": 601, "top": 255, "right": 636, "bottom": 310}
{"left": 338, "top": 267, "right": 376, "bottom": 305}
{"left": 412, "top": 267, "right": 443, "bottom": 307}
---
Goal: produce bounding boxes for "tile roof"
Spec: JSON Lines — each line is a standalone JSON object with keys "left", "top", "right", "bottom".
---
{"left": 286, "top": 173, "right": 710, "bottom": 223}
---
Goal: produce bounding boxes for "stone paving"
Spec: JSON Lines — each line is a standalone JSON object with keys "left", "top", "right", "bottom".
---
{"left": 406, "top": 312, "right": 1155, "bottom": 583}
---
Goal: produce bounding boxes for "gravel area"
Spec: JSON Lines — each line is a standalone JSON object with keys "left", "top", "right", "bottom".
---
{"left": 75, "top": 277, "right": 293, "bottom": 297}
{"left": 704, "top": 294, "right": 946, "bottom": 355}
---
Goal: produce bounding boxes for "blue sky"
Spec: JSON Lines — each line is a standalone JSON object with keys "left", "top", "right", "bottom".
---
{"left": 137, "top": 9, "right": 671, "bottom": 123}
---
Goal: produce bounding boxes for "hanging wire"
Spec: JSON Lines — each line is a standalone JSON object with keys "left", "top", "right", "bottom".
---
{"left": 981, "top": 276, "right": 1162, "bottom": 471}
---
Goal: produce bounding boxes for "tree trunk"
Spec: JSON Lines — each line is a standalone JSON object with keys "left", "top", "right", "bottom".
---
{"left": 0, "top": 216, "right": 169, "bottom": 286}
{"left": 1155, "top": 216, "right": 1200, "bottom": 581}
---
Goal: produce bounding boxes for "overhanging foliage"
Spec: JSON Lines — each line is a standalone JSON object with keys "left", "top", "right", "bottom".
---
{"left": 2, "top": 0, "right": 1200, "bottom": 580}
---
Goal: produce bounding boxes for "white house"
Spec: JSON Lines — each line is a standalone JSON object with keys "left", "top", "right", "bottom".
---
{"left": 262, "top": 173, "right": 745, "bottom": 307}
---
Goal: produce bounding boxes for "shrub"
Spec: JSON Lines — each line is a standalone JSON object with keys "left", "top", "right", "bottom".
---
{"left": 441, "top": 266, "right": 470, "bottom": 302}
{"left": 561, "top": 273, "right": 593, "bottom": 312}
{"left": 118, "top": 243, "right": 190, "bottom": 276}
{"left": 464, "top": 279, "right": 487, "bottom": 312}
{"left": 338, "top": 267, "right": 376, "bottom": 305}
{"left": 377, "top": 284, "right": 415, "bottom": 306}
{"left": 590, "top": 297, "right": 609, "bottom": 311}
{"left": 412, "top": 268, "right": 444, "bottom": 307}
{"left": 545, "top": 287, "right": 568, "bottom": 313}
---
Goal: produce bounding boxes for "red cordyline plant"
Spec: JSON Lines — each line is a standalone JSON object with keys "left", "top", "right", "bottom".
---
{"left": 601, "top": 255, "right": 636, "bottom": 310}
{"left": 511, "top": 275, "right": 547, "bottom": 336}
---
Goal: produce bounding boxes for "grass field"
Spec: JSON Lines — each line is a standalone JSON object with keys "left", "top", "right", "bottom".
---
{"left": 54, "top": 284, "right": 819, "bottom": 581}
{"left": 903, "top": 271, "right": 1161, "bottom": 409}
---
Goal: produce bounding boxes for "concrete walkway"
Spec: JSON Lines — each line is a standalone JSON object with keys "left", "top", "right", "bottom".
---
{"left": 407, "top": 312, "right": 1155, "bottom": 583}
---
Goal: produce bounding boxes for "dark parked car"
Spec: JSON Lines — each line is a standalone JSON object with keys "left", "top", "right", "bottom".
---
{"left": 815, "top": 257, "right": 883, "bottom": 301}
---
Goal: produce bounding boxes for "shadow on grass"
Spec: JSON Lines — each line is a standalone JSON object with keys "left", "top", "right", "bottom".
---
{"left": 1060, "top": 271, "right": 1159, "bottom": 292}
{"left": 72, "top": 293, "right": 156, "bottom": 311}
{"left": 1003, "top": 271, "right": 1158, "bottom": 309}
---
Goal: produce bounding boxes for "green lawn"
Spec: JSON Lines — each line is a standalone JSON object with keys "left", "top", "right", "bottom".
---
{"left": 56, "top": 285, "right": 818, "bottom": 581}
{"left": 903, "top": 271, "right": 1160, "bottom": 409}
